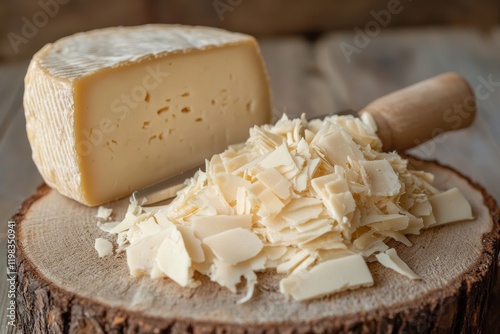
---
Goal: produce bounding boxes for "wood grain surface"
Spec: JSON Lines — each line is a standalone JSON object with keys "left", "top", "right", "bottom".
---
{"left": 1, "top": 27, "right": 500, "bottom": 332}
{"left": 14, "top": 160, "right": 500, "bottom": 332}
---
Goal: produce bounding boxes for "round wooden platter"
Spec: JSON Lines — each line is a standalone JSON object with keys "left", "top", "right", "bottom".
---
{"left": 14, "top": 158, "right": 500, "bottom": 334}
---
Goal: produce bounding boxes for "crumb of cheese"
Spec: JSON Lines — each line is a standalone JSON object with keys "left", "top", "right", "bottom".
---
{"left": 94, "top": 238, "right": 113, "bottom": 257}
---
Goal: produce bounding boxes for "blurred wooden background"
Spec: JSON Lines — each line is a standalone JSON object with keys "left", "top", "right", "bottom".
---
{"left": 1, "top": 0, "right": 500, "bottom": 62}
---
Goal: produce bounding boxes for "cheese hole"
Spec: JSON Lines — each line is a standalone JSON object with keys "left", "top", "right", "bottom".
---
{"left": 246, "top": 100, "right": 254, "bottom": 113}
{"left": 142, "top": 121, "right": 150, "bottom": 129}
{"left": 168, "top": 129, "right": 175, "bottom": 135}
{"left": 195, "top": 117, "right": 203, "bottom": 122}
{"left": 166, "top": 98, "right": 171, "bottom": 102}
{"left": 148, "top": 135, "right": 157, "bottom": 144}
{"left": 105, "top": 140, "right": 117, "bottom": 150}
{"left": 220, "top": 90, "right": 228, "bottom": 106}
{"left": 211, "top": 99, "right": 216, "bottom": 105}
{"left": 144, "top": 92, "right": 150, "bottom": 102}
{"left": 159, "top": 133, "right": 164, "bottom": 140}
{"left": 181, "top": 107, "right": 191, "bottom": 113}
{"left": 181, "top": 91, "right": 190, "bottom": 97}
{"left": 156, "top": 106, "right": 169, "bottom": 115}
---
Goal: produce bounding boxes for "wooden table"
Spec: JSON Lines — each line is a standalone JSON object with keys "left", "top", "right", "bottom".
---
{"left": 1, "top": 28, "right": 499, "bottom": 333}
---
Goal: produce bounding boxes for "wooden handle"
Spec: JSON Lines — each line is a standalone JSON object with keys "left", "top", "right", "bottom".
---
{"left": 359, "top": 72, "right": 476, "bottom": 151}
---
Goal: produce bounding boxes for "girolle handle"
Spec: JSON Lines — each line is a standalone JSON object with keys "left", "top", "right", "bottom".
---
{"left": 360, "top": 72, "right": 476, "bottom": 151}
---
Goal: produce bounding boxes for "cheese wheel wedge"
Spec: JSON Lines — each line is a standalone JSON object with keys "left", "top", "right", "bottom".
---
{"left": 24, "top": 24, "right": 272, "bottom": 206}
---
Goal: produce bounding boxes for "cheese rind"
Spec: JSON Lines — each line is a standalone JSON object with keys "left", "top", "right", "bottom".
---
{"left": 24, "top": 24, "right": 272, "bottom": 206}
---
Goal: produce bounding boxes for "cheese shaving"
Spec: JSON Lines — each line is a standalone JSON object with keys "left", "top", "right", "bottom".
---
{"left": 375, "top": 248, "right": 420, "bottom": 279}
{"left": 94, "top": 238, "right": 113, "bottom": 257}
{"left": 96, "top": 206, "right": 113, "bottom": 220}
{"left": 98, "top": 114, "right": 474, "bottom": 302}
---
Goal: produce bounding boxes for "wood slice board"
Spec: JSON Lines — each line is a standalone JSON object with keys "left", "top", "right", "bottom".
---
{"left": 14, "top": 159, "right": 500, "bottom": 333}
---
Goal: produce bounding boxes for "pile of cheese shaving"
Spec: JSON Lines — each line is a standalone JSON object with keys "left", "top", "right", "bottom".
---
{"left": 97, "top": 114, "right": 473, "bottom": 302}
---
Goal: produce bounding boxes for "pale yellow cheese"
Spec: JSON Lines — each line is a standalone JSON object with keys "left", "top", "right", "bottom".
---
{"left": 375, "top": 248, "right": 420, "bottom": 280}
{"left": 190, "top": 214, "right": 252, "bottom": 239}
{"left": 178, "top": 225, "right": 206, "bottom": 263}
{"left": 361, "top": 160, "right": 401, "bottom": 196}
{"left": 280, "top": 254, "right": 374, "bottom": 301}
{"left": 125, "top": 216, "right": 164, "bottom": 244}
{"left": 255, "top": 168, "right": 292, "bottom": 200}
{"left": 24, "top": 24, "right": 271, "bottom": 206}
{"left": 281, "top": 198, "right": 323, "bottom": 226}
{"left": 94, "top": 238, "right": 113, "bottom": 257}
{"left": 126, "top": 229, "right": 171, "bottom": 276}
{"left": 276, "top": 249, "right": 309, "bottom": 274}
{"left": 203, "top": 228, "right": 263, "bottom": 265}
{"left": 210, "top": 253, "right": 267, "bottom": 304}
{"left": 216, "top": 174, "right": 251, "bottom": 205}
{"left": 96, "top": 221, "right": 120, "bottom": 233}
{"left": 100, "top": 114, "right": 475, "bottom": 303}
{"left": 248, "top": 181, "right": 285, "bottom": 217}
{"left": 156, "top": 226, "right": 194, "bottom": 287}
{"left": 312, "top": 122, "right": 364, "bottom": 168}
{"left": 110, "top": 211, "right": 152, "bottom": 234}
{"left": 428, "top": 188, "right": 474, "bottom": 226}
{"left": 96, "top": 206, "right": 113, "bottom": 220}
{"left": 311, "top": 173, "right": 356, "bottom": 224}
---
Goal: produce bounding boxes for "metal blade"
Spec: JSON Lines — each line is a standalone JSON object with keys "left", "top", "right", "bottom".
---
{"left": 129, "top": 110, "right": 358, "bottom": 205}
{"left": 130, "top": 164, "right": 204, "bottom": 205}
